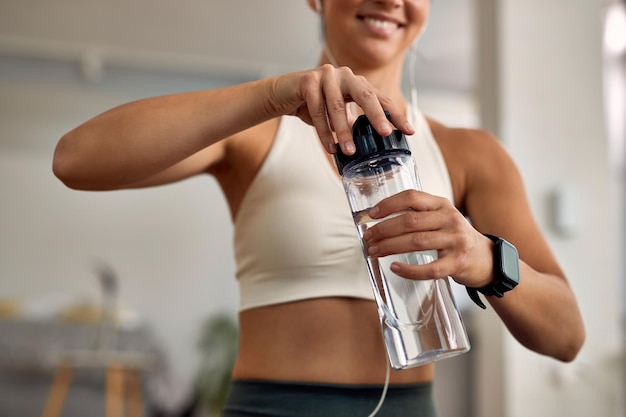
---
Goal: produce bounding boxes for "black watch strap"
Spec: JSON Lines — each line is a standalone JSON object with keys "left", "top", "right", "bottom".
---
{"left": 466, "top": 282, "right": 507, "bottom": 310}
{"left": 466, "top": 234, "right": 520, "bottom": 309}
{"left": 466, "top": 286, "right": 488, "bottom": 309}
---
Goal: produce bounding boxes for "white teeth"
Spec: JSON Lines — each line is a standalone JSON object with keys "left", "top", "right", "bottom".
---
{"left": 363, "top": 17, "right": 397, "bottom": 30}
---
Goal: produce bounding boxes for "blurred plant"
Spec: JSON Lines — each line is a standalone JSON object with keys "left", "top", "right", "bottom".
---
{"left": 192, "top": 312, "right": 238, "bottom": 416}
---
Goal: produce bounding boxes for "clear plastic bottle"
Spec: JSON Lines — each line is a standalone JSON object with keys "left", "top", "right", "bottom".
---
{"left": 334, "top": 113, "right": 470, "bottom": 370}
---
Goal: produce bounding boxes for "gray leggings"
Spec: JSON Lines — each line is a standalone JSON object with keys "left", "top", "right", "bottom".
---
{"left": 221, "top": 379, "right": 437, "bottom": 417}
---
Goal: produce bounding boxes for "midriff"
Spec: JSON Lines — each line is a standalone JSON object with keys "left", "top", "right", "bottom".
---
{"left": 232, "top": 297, "right": 435, "bottom": 384}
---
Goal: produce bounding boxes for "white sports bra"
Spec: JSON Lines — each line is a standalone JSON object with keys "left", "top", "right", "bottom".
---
{"left": 233, "top": 108, "right": 453, "bottom": 311}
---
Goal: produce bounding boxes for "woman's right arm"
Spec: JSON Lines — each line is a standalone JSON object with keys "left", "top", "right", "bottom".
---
{"left": 53, "top": 78, "right": 279, "bottom": 190}
{"left": 53, "top": 65, "right": 412, "bottom": 191}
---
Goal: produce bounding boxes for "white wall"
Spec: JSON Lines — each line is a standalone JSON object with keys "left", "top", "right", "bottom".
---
{"left": 489, "top": 0, "right": 625, "bottom": 416}
{"left": 0, "top": 57, "right": 240, "bottom": 409}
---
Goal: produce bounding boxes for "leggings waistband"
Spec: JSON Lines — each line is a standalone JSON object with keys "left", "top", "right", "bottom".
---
{"left": 221, "top": 379, "right": 437, "bottom": 417}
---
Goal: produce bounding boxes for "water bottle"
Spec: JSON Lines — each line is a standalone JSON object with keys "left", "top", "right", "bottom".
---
{"left": 334, "top": 113, "right": 470, "bottom": 370}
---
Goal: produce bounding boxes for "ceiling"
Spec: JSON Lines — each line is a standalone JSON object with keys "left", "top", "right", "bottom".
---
{"left": 0, "top": 0, "right": 476, "bottom": 92}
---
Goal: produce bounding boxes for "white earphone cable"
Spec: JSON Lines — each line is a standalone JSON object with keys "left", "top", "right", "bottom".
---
{"left": 366, "top": 359, "right": 391, "bottom": 417}
{"left": 408, "top": 40, "right": 420, "bottom": 119}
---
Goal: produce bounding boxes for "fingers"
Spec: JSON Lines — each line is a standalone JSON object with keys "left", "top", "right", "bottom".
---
{"left": 320, "top": 67, "right": 357, "bottom": 154}
{"left": 303, "top": 65, "right": 414, "bottom": 155}
{"left": 365, "top": 218, "right": 442, "bottom": 257}
{"left": 363, "top": 213, "right": 459, "bottom": 282}
{"left": 386, "top": 258, "right": 450, "bottom": 282}
{"left": 301, "top": 70, "right": 338, "bottom": 154}
{"left": 369, "top": 190, "right": 442, "bottom": 220}
{"left": 362, "top": 190, "right": 461, "bottom": 257}
{"left": 361, "top": 190, "right": 483, "bottom": 284}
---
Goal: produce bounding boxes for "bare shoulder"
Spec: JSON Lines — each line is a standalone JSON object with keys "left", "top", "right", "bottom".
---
{"left": 427, "top": 117, "right": 510, "bottom": 166}
{"left": 426, "top": 117, "right": 521, "bottom": 213}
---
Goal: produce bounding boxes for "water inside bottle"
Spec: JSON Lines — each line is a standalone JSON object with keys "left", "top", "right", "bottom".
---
{"left": 353, "top": 208, "right": 470, "bottom": 369}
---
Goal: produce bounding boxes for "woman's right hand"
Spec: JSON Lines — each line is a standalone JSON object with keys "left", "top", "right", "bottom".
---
{"left": 267, "top": 64, "right": 414, "bottom": 155}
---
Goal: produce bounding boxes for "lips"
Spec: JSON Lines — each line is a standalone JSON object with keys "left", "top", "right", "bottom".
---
{"left": 358, "top": 14, "right": 405, "bottom": 31}
{"left": 362, "top": 17, "right": 400, "bottom": 30}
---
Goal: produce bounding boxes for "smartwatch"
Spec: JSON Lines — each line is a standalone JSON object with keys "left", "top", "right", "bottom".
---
{"left": 466, "top": 234, "right": 520, "bottom": 309}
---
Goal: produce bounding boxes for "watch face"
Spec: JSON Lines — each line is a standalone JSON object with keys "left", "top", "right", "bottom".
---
{"left": 500, "top": 239, "right": 521, "bottom": 286}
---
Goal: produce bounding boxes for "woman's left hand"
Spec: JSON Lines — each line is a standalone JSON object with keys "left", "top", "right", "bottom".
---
{"left": 361, "top": 189, "right": 495, "bottom": 288}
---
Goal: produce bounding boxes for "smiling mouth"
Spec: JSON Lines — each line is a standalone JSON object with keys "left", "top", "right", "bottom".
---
{"left": 360, "top": 17, "right": 403, "bottom": 30}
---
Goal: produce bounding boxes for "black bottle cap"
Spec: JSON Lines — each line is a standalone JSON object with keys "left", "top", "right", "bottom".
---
{"left": 334, "top": 112, "right": 411, "bottom": 175}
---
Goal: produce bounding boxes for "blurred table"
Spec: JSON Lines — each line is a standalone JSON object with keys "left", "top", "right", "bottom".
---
{"left": 0, "top": 317, "right": 170, "bottom": 417}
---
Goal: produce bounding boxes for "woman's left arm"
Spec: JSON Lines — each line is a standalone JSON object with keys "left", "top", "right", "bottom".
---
{"left": 461, "top": 130, "right": 585, "bottom": 362}
{"left": 363, "top": 128, "right": 585, "bottom": 362}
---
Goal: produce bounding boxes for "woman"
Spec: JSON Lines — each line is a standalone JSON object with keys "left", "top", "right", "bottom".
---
{"left": 52, "top": 0, "right": 585, "bottom": 415}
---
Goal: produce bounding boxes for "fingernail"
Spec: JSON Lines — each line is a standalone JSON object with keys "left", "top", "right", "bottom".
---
{"left": 344, "top": 142, "right": 356, "bottom": 154}
{"left": 380, "top": 122, "right": 393, "bottom": 134}
{"left": 328, "top": 142, "right": 337, "bottom": 153}
{"left": 362, "top": 230, "right": 372, "bottom": 241}
{"left": 390, "top": 263, "right": 401, "bottom": 273}
{"left": 368, "top": 245, "right": 379, "bottom": 256}
{"left": 369, "top": 206, "right": 380, "bottom": 217}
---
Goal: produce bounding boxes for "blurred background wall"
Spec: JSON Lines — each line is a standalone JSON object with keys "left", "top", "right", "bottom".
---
{"left": 0, "top": 0, "right": 623, "bottom": 416}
